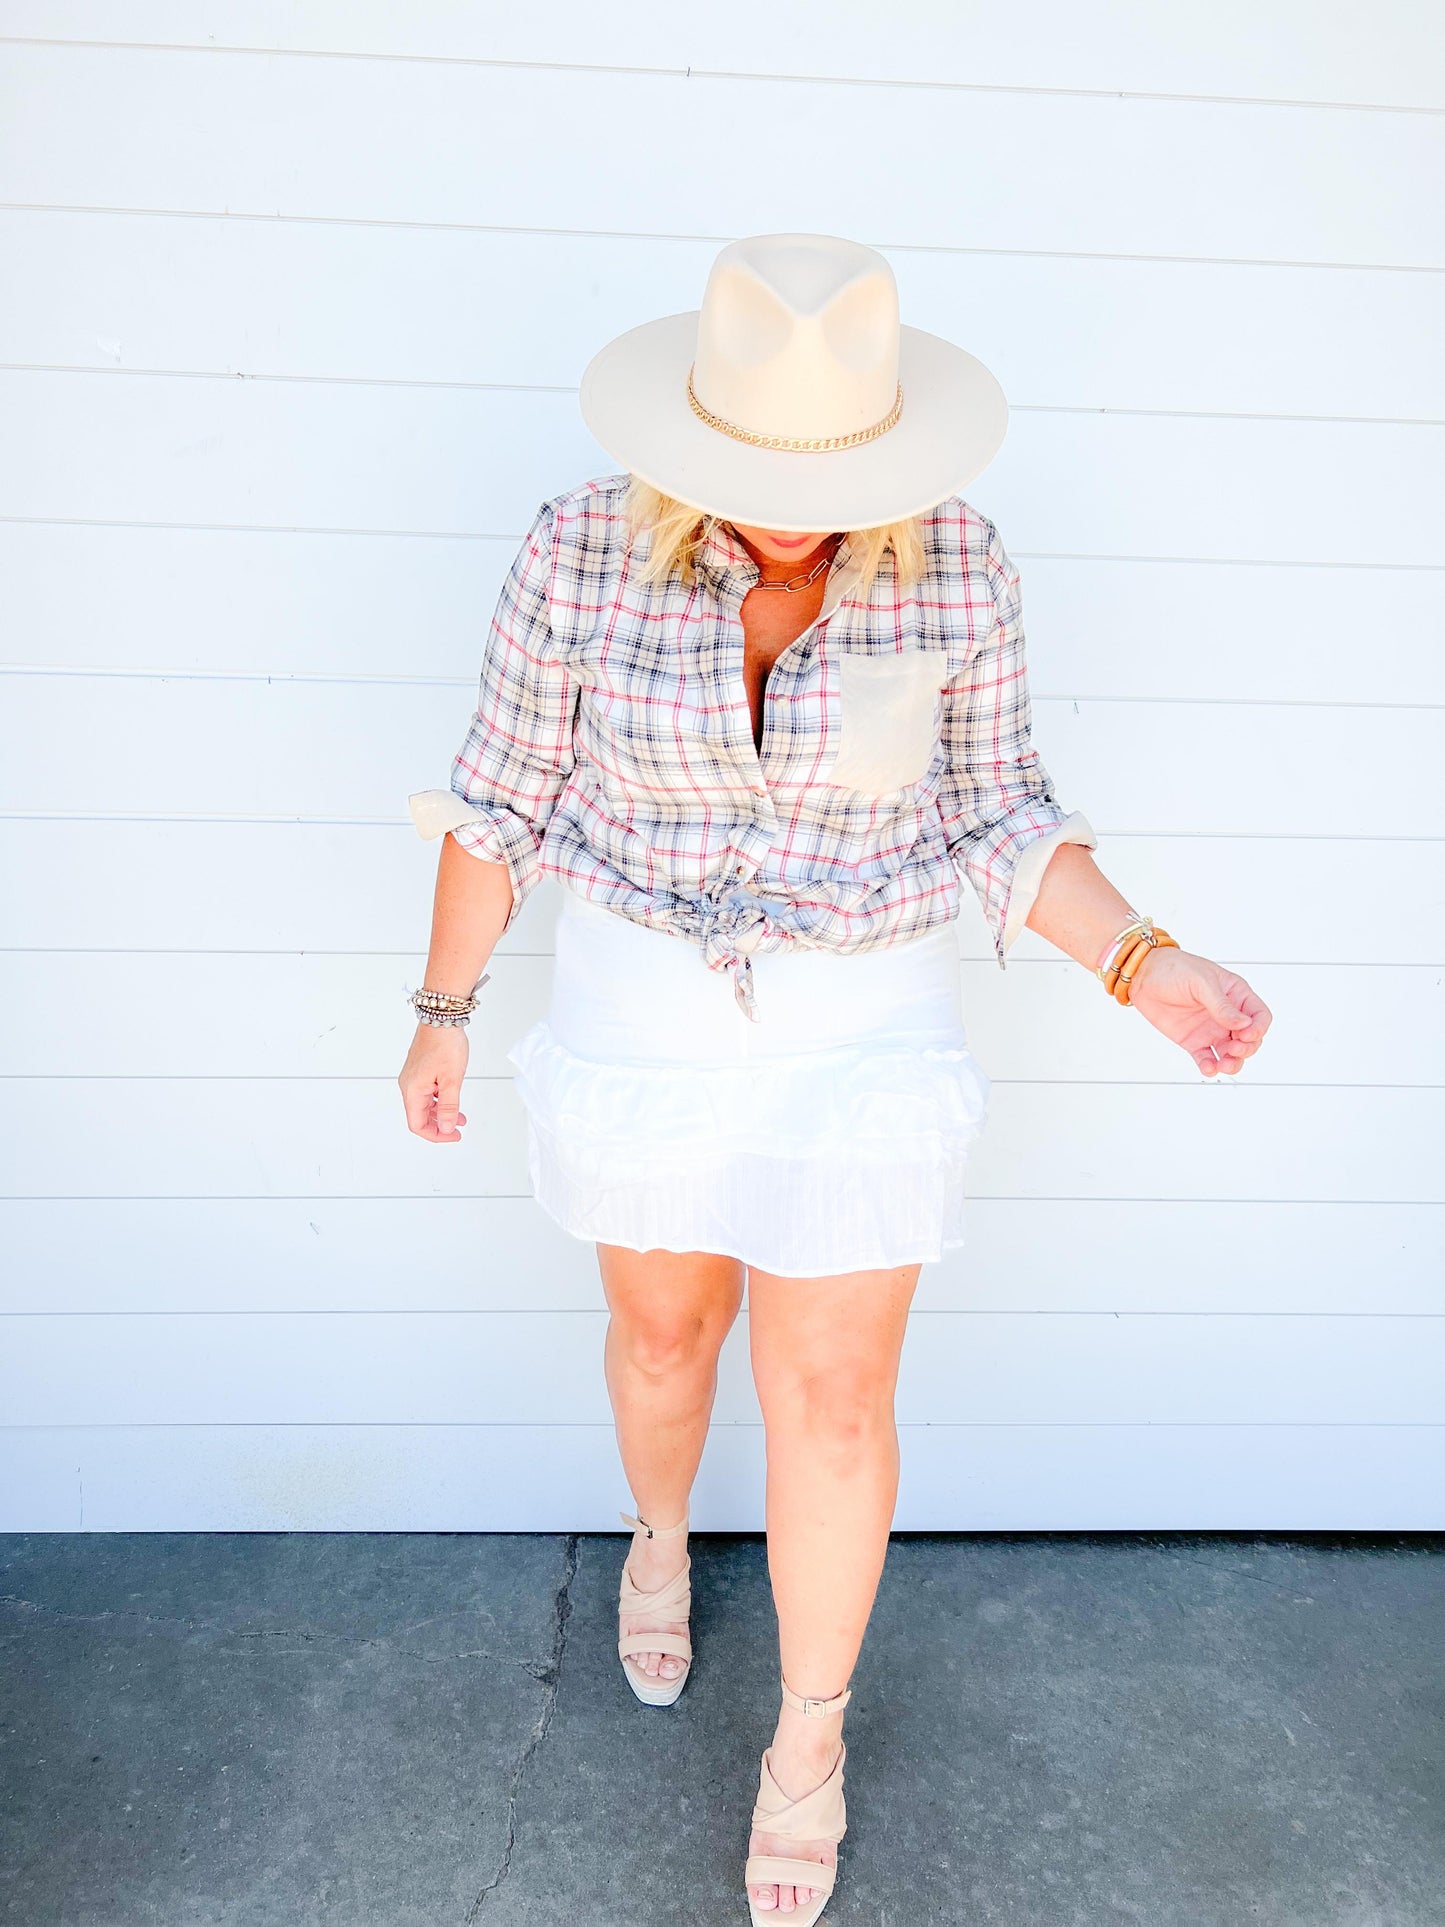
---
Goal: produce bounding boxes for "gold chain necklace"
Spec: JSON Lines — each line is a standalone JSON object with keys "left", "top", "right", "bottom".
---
{"left": 751, "top": 535, "right": 844, "bottom": 594}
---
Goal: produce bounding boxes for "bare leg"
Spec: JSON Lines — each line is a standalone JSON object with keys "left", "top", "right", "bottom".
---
{"left": 745, "top": 1260, "right": 921, "bottom": 1913}
{"left": 598, "top": 1241, "right": 744, "bottom": 1680}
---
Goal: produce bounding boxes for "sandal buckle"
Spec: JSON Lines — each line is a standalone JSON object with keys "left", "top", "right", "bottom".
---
{"left": 781, "top": 1674, "right": 852, "bottom": 1718}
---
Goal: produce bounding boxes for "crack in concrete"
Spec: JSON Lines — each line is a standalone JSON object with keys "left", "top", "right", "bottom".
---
{"left": 464, "top": 1533, "right": 579, "bottom": 1922}
{"left": 1170, "top": 1553, "right": 1293, "bottom": 1590}
{"left": 0, "top": 1597, "right": 510, "bottom": 1666}
{"left": 0, "top": 1594, "right": 198, "bottom": 1632}
{"left": 237, "top": 1626, "right": 376, "bottom": 1644}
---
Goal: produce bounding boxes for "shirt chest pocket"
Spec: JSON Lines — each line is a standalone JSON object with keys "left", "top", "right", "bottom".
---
{"left": 825, "top": 651, "right": 949, "bottom": 795}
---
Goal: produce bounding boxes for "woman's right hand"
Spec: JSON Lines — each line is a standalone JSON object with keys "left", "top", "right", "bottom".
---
{"left": 398, "top": 1022, "right": 470, "bottom": 1142}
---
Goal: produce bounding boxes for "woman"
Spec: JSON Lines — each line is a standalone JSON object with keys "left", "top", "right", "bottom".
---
{"left": 400, "top": 233, "right": 1272, "bottom": 1923}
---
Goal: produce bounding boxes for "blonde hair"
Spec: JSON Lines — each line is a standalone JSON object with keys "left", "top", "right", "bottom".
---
{"left": 620, "top": 473, "right": 927, "bottom": 598}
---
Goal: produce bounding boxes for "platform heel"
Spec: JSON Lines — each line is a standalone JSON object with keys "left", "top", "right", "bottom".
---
{"left": 744, "top": 1676, "right": 852, "bottom": 1924}
{"left": 616, "top": 1508, "right": 692, "bottom": 1707}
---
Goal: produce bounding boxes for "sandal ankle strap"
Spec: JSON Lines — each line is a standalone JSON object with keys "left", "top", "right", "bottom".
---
{"left": 780, "top": 1674, "right": 852, "bottom": 1718}
{"left": 619, "top": 1507, "right": 689, "bottom": 1540}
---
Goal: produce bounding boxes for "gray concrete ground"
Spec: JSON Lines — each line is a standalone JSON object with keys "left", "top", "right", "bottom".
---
{"left": 1, "top": 1531, "right": 1441, "bottom": 1926}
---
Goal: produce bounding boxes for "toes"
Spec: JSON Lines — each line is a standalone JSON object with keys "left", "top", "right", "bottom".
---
{"left": 749, "top": 1881, "right": 819, "bottom": 1913}
{"left": 627, "top": 1647, "right": 686, "bottom": 1680}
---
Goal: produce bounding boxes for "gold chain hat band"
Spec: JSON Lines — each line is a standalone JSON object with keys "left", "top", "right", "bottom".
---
{"left": 686, "top": 364, "right": 903, "bottom": 452}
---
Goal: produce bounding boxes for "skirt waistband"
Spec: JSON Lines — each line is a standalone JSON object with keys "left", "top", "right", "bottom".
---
{"left": 550, "top": 882, "right": 967, "bottom": 1065}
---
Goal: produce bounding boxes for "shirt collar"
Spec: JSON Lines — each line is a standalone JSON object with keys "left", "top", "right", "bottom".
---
{"left": 696, "top": 516, "right": 757, "bottom": 580}
{"left": 694, "top": 519, "right": 863, "bottom": 618}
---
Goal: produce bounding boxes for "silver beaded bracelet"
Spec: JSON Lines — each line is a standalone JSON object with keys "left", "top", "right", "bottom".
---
{"left": 414, "top": 1007, "right": 470, "bottom": 1028}
{"left": 406, "top": 971, "right": 491, "bottom": 1028}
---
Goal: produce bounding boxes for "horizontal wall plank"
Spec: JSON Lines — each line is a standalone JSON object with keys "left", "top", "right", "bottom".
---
{"left": 1, "top": 1196, "right": 1437, "bottom": 1317}
{"left": 4, "top": 371, "right": 1442, "bottom": 566}
{"left": 0, "top": 1078, "right": 1435, "bottom": 1201}
{"left": 4, "top": 1420, "right": 1442, "bottom": 1533}
{"left": 2, "top": 44, "right": 1439, "bottom": 266}
{"left": 5, "top": 1, "right": 1441, "bottom": 111}
{"left": 7, "top": 211, "right": 1442, "bottom": 425}
{"left": 0, "top": 517, "right": 509, "bottom": 682}
{"left": 6, "top": 517, "right": 1443, "bottom": 706}
{"left": 3, "top": 828, "right": 1437, "bottom": 966}
{"left": 3, "top": 1310, "right": 1441, "bottom": 1429}
{"left": 3, "top": 669, "right": 1439, "bottom": 840}
{"left": 0, "top": 952, "right": 1436, "bottom": 1087}
{"left": 0, "top": 819, "right": 497, "bottom": 952}
{"left": 0, "top": 1430, "right": 83, "bottom": 1530}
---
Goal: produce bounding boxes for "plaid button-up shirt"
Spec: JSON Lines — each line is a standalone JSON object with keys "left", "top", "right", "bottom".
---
{"left": 410, "top": 472, "right": 1095, "bottom": 1021}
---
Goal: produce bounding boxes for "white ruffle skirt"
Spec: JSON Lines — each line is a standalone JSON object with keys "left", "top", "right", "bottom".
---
{"left": 505, "top": 882, "right": 993, "bottom": 1277}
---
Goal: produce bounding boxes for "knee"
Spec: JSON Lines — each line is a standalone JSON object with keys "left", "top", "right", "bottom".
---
{"left": 768, "top": 1364, "right": 895, "bottom": 1451}
{"left": 612, "top": 1310, "right": 718, "bottom": 1382}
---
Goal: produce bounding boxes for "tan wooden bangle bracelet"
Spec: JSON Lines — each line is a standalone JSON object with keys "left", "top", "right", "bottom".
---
{"left": 1111, "top": 929, "right": 1179, "bottom": 1004}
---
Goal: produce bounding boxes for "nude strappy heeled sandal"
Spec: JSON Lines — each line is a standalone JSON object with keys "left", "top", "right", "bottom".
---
{"left": 616, "top": 1508, "right": 692, "bottom": 1707}
{"left": 744, "top": 1676, "right": 852, "bottom": 1926}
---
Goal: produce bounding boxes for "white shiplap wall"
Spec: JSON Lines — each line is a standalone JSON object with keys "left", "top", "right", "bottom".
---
{"left": 1, "top": 3, "right": 1441, "bottom": 1531}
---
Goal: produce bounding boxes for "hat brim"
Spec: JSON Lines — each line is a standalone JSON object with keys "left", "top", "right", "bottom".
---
{"left": 578, "top": 312, "right": 1008, "bottom": 533}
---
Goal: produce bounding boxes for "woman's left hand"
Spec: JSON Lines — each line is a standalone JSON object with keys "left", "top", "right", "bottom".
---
{"left": 1125, "top": 946, "right": 1273, "bottom": 1078}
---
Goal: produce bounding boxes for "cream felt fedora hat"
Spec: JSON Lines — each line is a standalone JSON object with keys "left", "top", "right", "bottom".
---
{"left": 578, "top": 231, "right": 1008, "bottom": 533}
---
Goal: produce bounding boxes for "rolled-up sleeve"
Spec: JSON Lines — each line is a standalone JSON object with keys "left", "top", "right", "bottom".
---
{"left": 408, "top": 499, "right": 579, "bottom": 933}
{"left": 938, "top": 518, "right": 1097, "bottom": 967}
